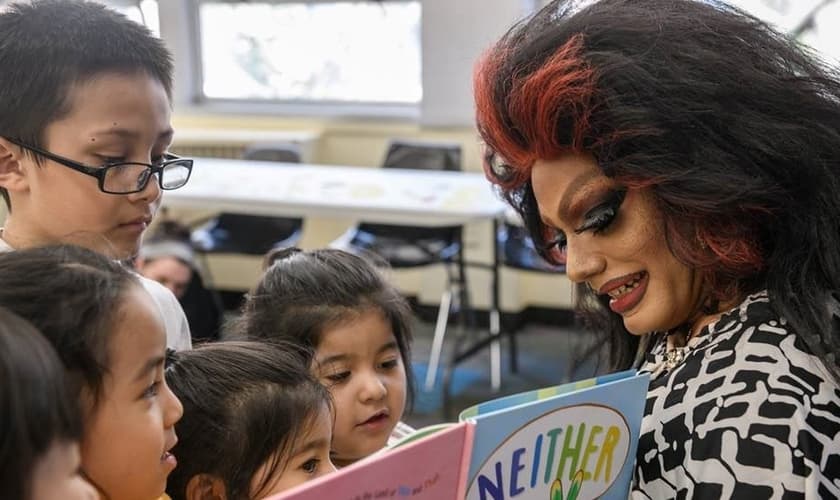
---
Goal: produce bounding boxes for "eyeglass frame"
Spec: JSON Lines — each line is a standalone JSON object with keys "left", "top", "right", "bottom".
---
{"left": 4, "top": 137, "right": 193, "bottom": 195}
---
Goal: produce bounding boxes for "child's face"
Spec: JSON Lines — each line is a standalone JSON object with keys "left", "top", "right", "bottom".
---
{"left": 3, "top": 71, "right": 172, "bottom": 259}
{"left": 80, "top": 285, "right": 183, "bottom": 500}
{"left": 250, "top": 403, "right": 337, "bottom": 497}
{"left": 30, "top": 441, "right": 97, "bottom": 500}
{"left": 313, "top": 309, "right": 407, "bottom": 466}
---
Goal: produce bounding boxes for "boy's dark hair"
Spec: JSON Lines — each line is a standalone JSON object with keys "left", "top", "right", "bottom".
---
{"left": 0, "top": 0, "right": 174, "bottom": 208}
{"left": 0, "top": 306, "right": 83, "bottom": 500}
{"left": 0, "top": 244, "right": 139, "bottom": 406}
{"left": 165, "top": 341, "right": 333, "bottom": 500}
{"left": 238, "top": 247, "right": 416, "bottom": 409}
{"left": 475, "top": 0, "right": 840, "bottom": 377}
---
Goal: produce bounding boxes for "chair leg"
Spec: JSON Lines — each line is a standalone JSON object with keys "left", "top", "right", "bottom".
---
{"left": 489, "top": 307, "right": 502, "bottom": 391}
{"left": 508, "top": 324, "right": 519, "bottom": 374}
{"left": 455, "top": 251, "right": 476, "bottom": 332}
{"left": 424, "top": 288, "right": 452, "bottom": 391}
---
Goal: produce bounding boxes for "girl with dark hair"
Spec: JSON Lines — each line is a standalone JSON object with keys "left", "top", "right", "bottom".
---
{"left": 474, "top": 0, "right": 840, "bottom": 497}
{"left": 0, "top": 245, "right": 183, "bottom": 500}
{"left": 0, "top": 307, "right": 96, "bottom": 500}
{"left": 238, "top": 248, "right": 415, "bottom": 468}
{"left": 164, "top": 341, "right": 335, "bottom": 499}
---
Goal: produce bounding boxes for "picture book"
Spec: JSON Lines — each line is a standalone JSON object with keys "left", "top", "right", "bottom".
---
{"left": 459, "top": 369, "right": 648, "bottom": 500}
{"left": 269, "top": 421, "right": 475, "bottom": 500}
{"left": 270, "top": 369, "right": 649, "bottom": 500}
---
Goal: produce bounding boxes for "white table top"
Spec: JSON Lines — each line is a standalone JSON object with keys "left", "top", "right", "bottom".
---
{"left": 161, "top": 157, "right": 508, "bottom": 226}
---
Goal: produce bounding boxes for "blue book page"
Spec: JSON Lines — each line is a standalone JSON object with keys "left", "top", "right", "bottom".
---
{"left": 463, "top": 373, "right": 649, "bottom": 500}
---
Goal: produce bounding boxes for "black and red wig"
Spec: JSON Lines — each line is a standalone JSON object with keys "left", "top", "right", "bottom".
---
{"left": 474, "top": 0, "right": 840, "bottom": 375}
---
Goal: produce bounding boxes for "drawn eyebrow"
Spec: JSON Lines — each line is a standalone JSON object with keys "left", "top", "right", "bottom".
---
{"left": 556, "top": 169, "right": 603, "bottom": 221}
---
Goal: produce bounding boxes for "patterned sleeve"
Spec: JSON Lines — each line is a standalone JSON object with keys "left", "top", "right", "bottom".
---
{"left": 633, "top": 294, "right": 840, "bottom": 499}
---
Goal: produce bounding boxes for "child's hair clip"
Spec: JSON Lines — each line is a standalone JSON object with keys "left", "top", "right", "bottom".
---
{"left": 164, "top": 347, "right": 179, "bottom": 371}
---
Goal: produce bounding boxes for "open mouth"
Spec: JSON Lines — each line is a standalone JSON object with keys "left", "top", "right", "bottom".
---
{"left": 604, "top": 271, "right": 649, "bottom": 315}
{"left": 359, "top": 410, "right": 389, "bottom": 427}
{"left": 161, "top": 450, "right": 177, "bottom": 467}
{"left": 606, "top": 272, "right": 646, "bottom": 300}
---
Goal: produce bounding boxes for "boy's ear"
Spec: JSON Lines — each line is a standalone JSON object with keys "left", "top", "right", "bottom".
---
{"left": 0, "top": 137, "right": 29, "bottom": 193}
{"left": 185, "top": 474, "right": 228, "bottom": 500}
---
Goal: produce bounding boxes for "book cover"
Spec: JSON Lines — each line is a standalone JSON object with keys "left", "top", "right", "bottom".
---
{"left": 269, "top": 421, "right": 475, "bottom": 500}
{"left": 272, "top": 370, "right": 648, "bottom": 500}
{"left": 461, "top": 370, "right": 648, "bottom": 500}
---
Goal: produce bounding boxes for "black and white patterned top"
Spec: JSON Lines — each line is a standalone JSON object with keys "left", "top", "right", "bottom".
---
{"left": 632, "top": 291, "right": 840, "bottom": 499}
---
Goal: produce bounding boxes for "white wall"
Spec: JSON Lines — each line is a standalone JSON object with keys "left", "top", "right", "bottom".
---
{"left": 420, "top": 0, "right": 530, "bottom": 125}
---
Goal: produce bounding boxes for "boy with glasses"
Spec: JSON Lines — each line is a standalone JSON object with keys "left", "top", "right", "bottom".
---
{"left": 0, "top": 0, "right": 193, "bottom": 350}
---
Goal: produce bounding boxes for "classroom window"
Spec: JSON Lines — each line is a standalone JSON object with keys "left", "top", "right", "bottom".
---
{"left": 197, "top": 1, "right": 422, "bottom": 104}
{"left": 105, "top": 0, "right": 160, "bottom": 36}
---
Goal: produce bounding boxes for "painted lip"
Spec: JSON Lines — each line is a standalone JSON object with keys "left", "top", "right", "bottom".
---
{"left": 602, "top": 272, "right": 649, "bottom": 315}
{"left": 597, "top": 271, "right": 645, "bottom": 295}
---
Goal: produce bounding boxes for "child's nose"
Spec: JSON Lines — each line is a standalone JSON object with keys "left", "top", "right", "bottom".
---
{"left": 162, "top": 380, "right": 184, "bottom": 426}
{"left": 358, "top": 373, "right": 387, "bottom": 402}
{"left": 321, "top": 458, "right": 338, "bottom": 477}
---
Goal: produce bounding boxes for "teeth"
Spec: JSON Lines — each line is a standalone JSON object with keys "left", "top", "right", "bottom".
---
{"left": 608, "top": 274, "right": 642, "bottom": 299}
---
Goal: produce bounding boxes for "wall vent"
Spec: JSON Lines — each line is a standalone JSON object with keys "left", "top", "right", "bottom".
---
{"left": 170, "top": 129, "right": 320, "bottom": 162}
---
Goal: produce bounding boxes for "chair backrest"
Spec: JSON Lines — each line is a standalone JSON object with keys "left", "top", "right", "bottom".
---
{"left": 358, "top": 140, "right": 464, "bottom": 241}
{"left": 499, "top": 221, "right": 566, "bottom": 273}
{"left": 242, "top": 142, "right": 302, "bottom": 163}
{"left": 201, "top": 141, "right": 304, "bottom": 255}
{"left": 381, "top": 140, "right": 461, "bottom": 172}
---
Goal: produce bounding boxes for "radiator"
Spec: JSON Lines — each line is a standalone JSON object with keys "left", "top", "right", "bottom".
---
{"left": 170, "top": 129, "right": 319, "bottom": 162}
{"left": 169, "top": 143, "right": 246, "bottom": 159}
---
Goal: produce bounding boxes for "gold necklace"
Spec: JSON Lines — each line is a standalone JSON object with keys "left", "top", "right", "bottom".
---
{"left": 663, "top": 326, "right": 696, "bottom": 371}
{"left": 664, "top": 346, "right": 690, "bottom": 371}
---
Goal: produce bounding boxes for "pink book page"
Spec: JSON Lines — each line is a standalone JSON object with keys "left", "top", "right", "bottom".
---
{"left": 267, "top": 421, "right": 474, "bottom": 500}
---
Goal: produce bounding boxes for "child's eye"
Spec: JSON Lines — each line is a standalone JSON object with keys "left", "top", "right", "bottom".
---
{"left": 97, "top": 155, "right": 126, "bottom": 166}
{"left": 142, "top": 381, "right": 160, "bottom": 399}
{"left": 325, "top": 371, "right": 350, "bottom": 384}
{"left": 300, "top": 458, "right": 320, "bottom": 474}
{"left": 380, "top": 358, "right": 400, "bottom": 370}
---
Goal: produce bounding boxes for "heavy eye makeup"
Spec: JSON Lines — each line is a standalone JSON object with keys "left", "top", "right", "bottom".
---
{"left": 574, "top": 188, "right": 626, "bottom": 235}
{"left": 540, "top": 188, "right": 627, "bottom": 256}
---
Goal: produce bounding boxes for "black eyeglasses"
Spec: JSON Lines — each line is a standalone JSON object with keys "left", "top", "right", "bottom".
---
{"left": 5, "top": 138, "right": 193, "bottom": 195}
